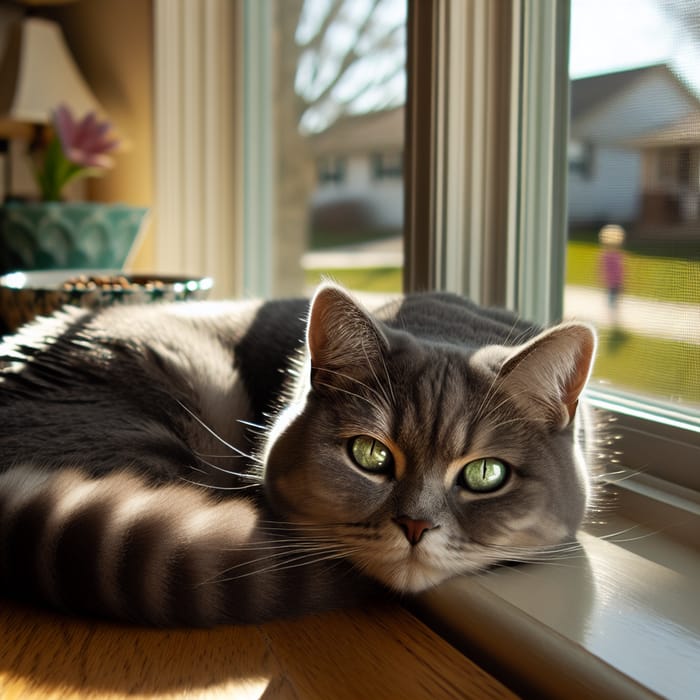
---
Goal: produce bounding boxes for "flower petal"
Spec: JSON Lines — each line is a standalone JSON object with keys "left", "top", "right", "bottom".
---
{"left": 73, "top": 112, "right": 98, "bottom": 150}
{"left": 66, "top": 148, "right": 114, "bottom": 169}
{"left": 52, "top": 104, "right": 77, "bottom": 154}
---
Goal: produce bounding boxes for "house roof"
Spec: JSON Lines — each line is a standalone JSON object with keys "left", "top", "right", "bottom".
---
{"left": 570, "top": 63, "right": 699, "bottom": 123}
{"left": 308, "top": 107, "right": 403, "bottom": 156}
{"left": 624, "top": 111, "right": 700, "bottom": 147}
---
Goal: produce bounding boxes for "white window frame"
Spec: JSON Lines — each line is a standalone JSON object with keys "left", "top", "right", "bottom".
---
{"left": 154, "top": 0, "right": 240, "bottom": 299}
{"left": 404, "top": 0, "right": 699, "bottom": 531}
{"left": 404, "top": 1, "right": 699, "bottom": 696}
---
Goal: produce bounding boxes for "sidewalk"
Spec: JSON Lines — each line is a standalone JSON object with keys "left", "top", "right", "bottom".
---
{"left": 301, "top": 237, "right": 403, "bottom": 269}
{"left": 302, "top": 237, "right": 699, "bottom": 345}
{"left": 563, "top": 285, "right": 699, "bottom": 345}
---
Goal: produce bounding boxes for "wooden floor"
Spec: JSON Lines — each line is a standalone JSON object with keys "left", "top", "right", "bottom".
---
{"left": 0, "top": 601, "right": 516, "bottom": 699}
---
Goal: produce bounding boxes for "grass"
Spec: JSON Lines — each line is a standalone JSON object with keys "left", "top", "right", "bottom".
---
{"left": 592, "top": 329, "right": 700, "bottom": 406}
{"left": 305, "top": 241, "right": 699, "bottom": 304}
{"left": 309, "top": 229, "right": 400, "bottom": 250}
{"left": 566, "top": 241, "right": 700, "bottom": 304}
{"left": 304, "top": 266, "right": 402, "bottom": 293}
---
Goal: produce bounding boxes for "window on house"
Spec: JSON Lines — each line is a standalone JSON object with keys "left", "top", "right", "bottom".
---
{"left": 567, "top": 140, "right": 594, "bottom": 178}
{"left": 252, "top": 0, "right": 406, "bottom": 298}
{"left": 371, "top": 151, "right": 403, "bottom": 179}
{"left": 317, "top": 156, "right": 346, "bottom": 185}
{"left": 678, "top": 146, "right": 691, "bottom": 185}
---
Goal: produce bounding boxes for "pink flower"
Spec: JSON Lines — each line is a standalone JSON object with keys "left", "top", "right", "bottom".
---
{"left": 52, "top": 104, "right": 120, "bottom": 169}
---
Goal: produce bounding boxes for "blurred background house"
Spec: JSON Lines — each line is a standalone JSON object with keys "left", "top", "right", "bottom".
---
{"left": 309, "top": 107, "right": 403, "bottom": 243}
{"left": 307, "top": 63, "right": 700, "bottom": 245}
{"left": 632, "top": 110, "right": 700, "bottom": 238}
{"left": 567, "top": 63, "right": 700, "bottom": 236}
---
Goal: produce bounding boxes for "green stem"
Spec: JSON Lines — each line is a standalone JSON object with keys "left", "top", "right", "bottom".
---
{"left": 34, "top": 137, "right": 89, "bottom": 201}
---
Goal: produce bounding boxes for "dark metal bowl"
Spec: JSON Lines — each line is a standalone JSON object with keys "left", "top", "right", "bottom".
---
{"left": 0, "top": 269, "right": 214, "bottom": 334}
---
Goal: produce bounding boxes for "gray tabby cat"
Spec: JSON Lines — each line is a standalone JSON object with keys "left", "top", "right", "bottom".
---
{"left": 0, "top": 283, "right": 596, "bottom": 627}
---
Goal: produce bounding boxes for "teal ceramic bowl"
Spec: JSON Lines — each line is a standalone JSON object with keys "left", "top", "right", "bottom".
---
{"left": 0, "top": 269, "right": 213, "bottom": 334}
{"left": 0, "top": 202, "right": 148, "bottom": 274}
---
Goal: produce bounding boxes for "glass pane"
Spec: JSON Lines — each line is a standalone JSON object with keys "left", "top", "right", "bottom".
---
{"left": 271, "top": 0, "right": 406, "bottom": 298}
{"left": 565, "top": 0, "right": 700, "bottom": 410}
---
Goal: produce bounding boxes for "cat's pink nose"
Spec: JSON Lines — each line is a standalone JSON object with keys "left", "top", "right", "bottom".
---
{"left": 393, "top": 516, "right": 436, "bottom": 545}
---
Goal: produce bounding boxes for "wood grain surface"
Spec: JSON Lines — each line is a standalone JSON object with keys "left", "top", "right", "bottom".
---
{"left": 0, "top": 601, "right": 516, "bottom": 699}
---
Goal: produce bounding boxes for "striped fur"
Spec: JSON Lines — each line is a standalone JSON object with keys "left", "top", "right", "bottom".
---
{"left": 0, "top": 283, "right": 597, "bottom": 626}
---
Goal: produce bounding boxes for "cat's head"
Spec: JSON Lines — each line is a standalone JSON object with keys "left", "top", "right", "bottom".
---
{"left": 263, "top": 283, "right": 596, "bottom": 593}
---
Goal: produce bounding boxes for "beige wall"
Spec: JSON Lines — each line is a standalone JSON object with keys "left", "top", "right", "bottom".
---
{"left": 42, "top": 0, "right": 155, "bottom": 271}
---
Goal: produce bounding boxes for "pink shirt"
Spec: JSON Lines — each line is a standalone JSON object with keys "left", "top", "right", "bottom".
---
{"left": 600, "top": 249, "right": 624, "bottom": 289}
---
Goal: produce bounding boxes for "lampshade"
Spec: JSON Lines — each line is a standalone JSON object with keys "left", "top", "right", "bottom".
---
{"left": 0, "top": 16, "right": 103, "bottom": 128}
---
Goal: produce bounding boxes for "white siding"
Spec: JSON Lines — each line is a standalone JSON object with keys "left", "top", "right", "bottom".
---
{"left": 568, "top": 147, "right": 640, "bottom": 224}
{"left": 312, "top": 154, "right": 403, "bottom": 231}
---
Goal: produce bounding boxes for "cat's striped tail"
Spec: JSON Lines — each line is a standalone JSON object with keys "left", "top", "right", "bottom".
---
{"left": 0, "top": 464, "right": 351, "bottom": 626}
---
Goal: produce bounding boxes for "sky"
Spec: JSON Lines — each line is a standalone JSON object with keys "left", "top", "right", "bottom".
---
{"left": 294, "top": 0, "right": 700, "bottom": 132}
{"left": 569, "top": 0, "right": 700, "bottom": 94}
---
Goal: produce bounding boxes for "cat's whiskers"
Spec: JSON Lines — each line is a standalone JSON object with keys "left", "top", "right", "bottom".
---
{"left": 469, "top": 324, "right": 546, "bottom": 427}
{"left": 255, "top": 528, "right": 340, "bottom": 538}
{"left": 477, "top": 386, "right": 551, "bottom": 429}
{"left": 236, "top": 419, "right": 267, "bottom": 431}
{"left": 312, "top": 379, "right": 385, "bottom": 413}
{"left": 313, "top": 367, "right": 390, "bottom": 412}
{"left": 212, "top": 543, "right": 349, "bottom": 577}
{"left": 361, "top": 339, "right": 396, "bottom": 410}
{"left": 194, "top": 451, "right": 248, "bottom": 460}
{"left": 470, "top": 356, "right": 512, "bottom": 427}
{"left": 594, "top": 522, "right": 670, "bottom": 547}
{"left": 213, "top": 549, "right": 362, "bottom": 585}
{"left": 207, "top": 542, "right": 365, "bottom": 585}
{"left": 223, "top": 536, "right": 342, "bottom": 550}
{"left": 257, "top": 522, "right": 345, "bottom": 535}
{"left": 177, "top": 476, "right": 262, "bottom": 491}
{"left": 478, "top": 548, "right": 587, "bottom": 568}
{"left": 193, "top": 453, "right": 262, "bottom": 481}
{"left": 483, "top": 415, "right": 533, "bottom": 433}
{"left": 186, "top": 463, "right": 209, "bottom": 475}
{"left": 502, "top": 324, "right": 537, "bottom": 349}
{"left": 175, "top": 398, "right": 264, "bottom": 464}
{"left": 465, "top": 534, "right": 590, "bottom": 565}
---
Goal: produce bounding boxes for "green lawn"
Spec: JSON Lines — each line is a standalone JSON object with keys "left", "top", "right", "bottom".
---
{"left": 306, "top": 233, "right": 699, "bottom": 304}
{"left": 566, "top": 241, "right": 700, "bottom": 304}
{"left": 592, "top": 329, "right": 700, "bottom": 406}
{"left": 305, "top": 242, "right": 699, "bottom": 304}
{"left": 304, "top": 267, "right": 402, "bottom": 293}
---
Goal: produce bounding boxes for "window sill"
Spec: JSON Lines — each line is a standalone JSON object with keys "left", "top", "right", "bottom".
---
{"left": 410, "top": 509, "right": 699, "bottom": 699}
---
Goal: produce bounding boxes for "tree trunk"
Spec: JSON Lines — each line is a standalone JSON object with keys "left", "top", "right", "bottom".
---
{"left": 273, "top": 0, "right": 314, "bottom": 296}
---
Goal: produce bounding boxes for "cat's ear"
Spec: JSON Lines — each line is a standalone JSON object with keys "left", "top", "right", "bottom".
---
{"left": 498, "top": 322, "right": 596, "bottom": 428}
{"left": 306, "top": 283, "right": 389, "bottom": 376}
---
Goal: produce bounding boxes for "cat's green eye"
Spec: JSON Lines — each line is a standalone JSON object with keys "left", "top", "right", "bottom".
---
{"left": 349, "top": 436, "right": 393, "bottom": 473}
{"left": 460, "top": 458, "right": 508, "bottom": 493}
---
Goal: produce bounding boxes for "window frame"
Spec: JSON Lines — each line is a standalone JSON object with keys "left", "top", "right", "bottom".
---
{"left": 403, "top": 3, "right": 698, "bottom": 696}
{"left": 403, "top": 0, "right": 699, "bottom": 522}
{"left": 405, "top": 0, "right": 570, "bottom": 321}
